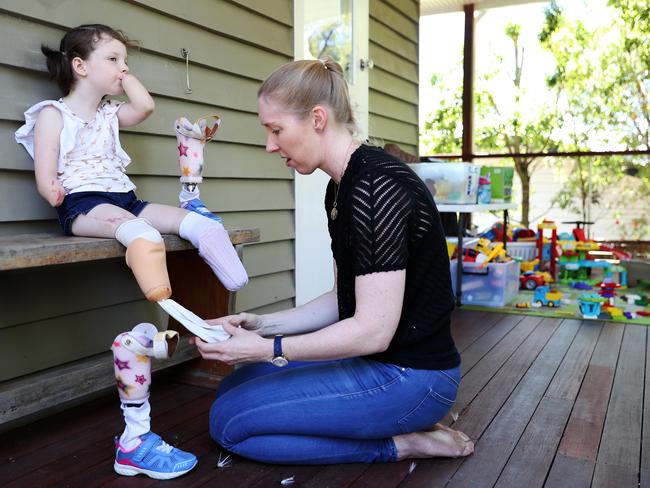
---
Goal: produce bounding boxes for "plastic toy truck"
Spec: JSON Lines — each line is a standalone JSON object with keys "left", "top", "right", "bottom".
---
{"left": 533, "top": 285, "right": 562, "bottom": 307}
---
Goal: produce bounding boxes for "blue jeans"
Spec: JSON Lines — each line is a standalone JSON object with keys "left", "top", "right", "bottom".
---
{"left": 209, "top": 358, "right": 460, "bottom": 464}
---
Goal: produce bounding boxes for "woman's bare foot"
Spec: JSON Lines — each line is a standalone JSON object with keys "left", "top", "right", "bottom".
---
{"left": 427, "top": 423, "right": 470, "bottom": 441}
{"left": 393, "top": 426, "right": 474, "bottom": 460}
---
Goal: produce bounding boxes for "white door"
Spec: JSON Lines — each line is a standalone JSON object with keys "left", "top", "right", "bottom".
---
{"left": 294, "top": 0, "right": 370, "bottom": 306}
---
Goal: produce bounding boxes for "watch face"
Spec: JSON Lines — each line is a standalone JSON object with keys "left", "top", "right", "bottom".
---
{"left": 271, "top": 356, "right": 288, "bottom": 367}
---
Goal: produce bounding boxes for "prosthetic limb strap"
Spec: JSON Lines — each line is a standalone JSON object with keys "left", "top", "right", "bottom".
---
{"left": 120, "top": 330, "right": 179, "bottom": 359}
{"left": 158, "top": 298, "right": 230, "bottom": 343}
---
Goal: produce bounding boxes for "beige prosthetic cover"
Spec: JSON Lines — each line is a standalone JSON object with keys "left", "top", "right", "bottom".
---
{"left": 125, "top": 239, "right": 172, "bottom": 301}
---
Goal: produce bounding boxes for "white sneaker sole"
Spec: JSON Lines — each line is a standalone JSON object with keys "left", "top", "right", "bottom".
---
{"left": 114, "top": 459, "right": 197, "bottom": 480}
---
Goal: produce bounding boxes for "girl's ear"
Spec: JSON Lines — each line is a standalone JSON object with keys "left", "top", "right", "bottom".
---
{"left": 71, "top": 57, "right": 86, "bottom": 77}
{"left": 311, "top": 105, "right": 328, "bottom": 133}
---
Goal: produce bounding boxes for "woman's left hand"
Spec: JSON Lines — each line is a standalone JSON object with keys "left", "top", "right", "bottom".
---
{"left": 192, "top": 323, "right": 273, "bottom": 365}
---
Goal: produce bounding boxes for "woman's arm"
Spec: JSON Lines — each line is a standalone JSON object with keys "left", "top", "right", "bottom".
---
{"left": 195, "top": 269, "right": 405, "bottom": 365}
{"left": 210, "top": 262, "right": 339, "bottom": 336}
{"left": 33, "top": 107, "right": 65, "bottom": 207}
{"left": 212, "top": 289, "right": 339, "bottom": 337}
{"left": 116, "top": 73, "right": 155, "bottom": 127}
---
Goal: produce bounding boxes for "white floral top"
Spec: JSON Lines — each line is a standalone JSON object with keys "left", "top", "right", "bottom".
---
{"left": 15, "top": 99, "right": 136, "bottom": 194}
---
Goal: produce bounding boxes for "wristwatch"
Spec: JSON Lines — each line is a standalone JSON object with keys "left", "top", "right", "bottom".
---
{"left": 271, "top": 334, "right": 288, "bottom": 367}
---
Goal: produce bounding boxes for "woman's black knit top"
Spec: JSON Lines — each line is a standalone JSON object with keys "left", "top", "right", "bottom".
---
{"left": 325, "top": 144, "right": 460, "bottom": 370}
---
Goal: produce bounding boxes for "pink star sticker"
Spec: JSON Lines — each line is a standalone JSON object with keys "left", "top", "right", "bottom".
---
{"left": 134, "top": 374, "right": 147, "bottom": 385}
{"left": 178, "top": 142, "right": 189, "bottom": 157}
{"left": 114, "top": 357, "right": 130, "bottom": 370}
{"left": 116, "top": 377, "right": 131, "bottom": 395}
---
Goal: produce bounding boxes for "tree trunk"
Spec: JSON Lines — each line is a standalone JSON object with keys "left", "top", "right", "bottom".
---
{"left": 520, "top": 171, "right": 531, "bottom": 227}
{"left": 514, "top": 157, "right": 531, "bottom": 227}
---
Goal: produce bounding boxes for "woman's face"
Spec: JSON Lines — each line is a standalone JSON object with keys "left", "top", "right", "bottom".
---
{"left": 258, "top": 96, "right": 319, "bottom": 174}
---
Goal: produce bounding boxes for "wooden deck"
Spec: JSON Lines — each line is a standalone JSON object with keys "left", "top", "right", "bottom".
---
{"left": 1, "top": 310, "right": 647, "bottom": 487}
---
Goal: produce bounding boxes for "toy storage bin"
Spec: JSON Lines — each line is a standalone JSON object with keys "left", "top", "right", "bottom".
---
{"left": 410, "top": 162, "right": 480, "bottom": 204}
{"left": 449, "top": 259, "right": 521, "bottom": 307}
{"left": 490, "top": 241, "right": 537, "bottom": 261}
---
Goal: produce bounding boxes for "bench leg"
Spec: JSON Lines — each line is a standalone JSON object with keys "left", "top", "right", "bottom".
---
{"left": 165, "top": 249, "right": 237, "bottom": 389}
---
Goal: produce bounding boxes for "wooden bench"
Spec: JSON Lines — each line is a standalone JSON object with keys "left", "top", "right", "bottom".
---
{"left": 0, "top": 229, "right": 259, "bottom": 429}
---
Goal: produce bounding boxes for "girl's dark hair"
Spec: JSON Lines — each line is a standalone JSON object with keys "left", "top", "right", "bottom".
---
{"left": 41, "top": 24, "right": 136, "bottom": 95}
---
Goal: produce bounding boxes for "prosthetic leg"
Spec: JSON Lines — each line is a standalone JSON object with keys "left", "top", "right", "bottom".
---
{"left": 112, "top": 323, "right": 197, "bottom": 479}
{"left": 115, "top": 219, "right": 172, "bottom": 302}
{"left": 175, "top": 115, "right": 222, "bottom": 222}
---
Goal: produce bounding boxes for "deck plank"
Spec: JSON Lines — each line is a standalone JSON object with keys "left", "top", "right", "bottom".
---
{"left": 445, "top": 319, "right": 582, "bottom": 488}
{"left": 7, "top": 393, "right": 215, "bottom": 487}
{"left": 592, "top": 324, "right": 646, "bottom": 486}
{"left": 553, "top": 323, "right": 623, "bottom": 462}
{"left": 493, "top": 321, "right": 602, "bottom": 488}
{"left": 0, "top": 382, "right": 207, "bottom": 484}
{"left": 402, "top": 317, "right": 562, "bottom": 487}
{"left": 0, "top": 312, "right": 644, "bottom": 488}
{"left": 641, "top": 327, "right": 650, "bottom": 488}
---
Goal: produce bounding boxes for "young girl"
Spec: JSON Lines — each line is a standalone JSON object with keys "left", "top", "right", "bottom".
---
{"left": 15, "top": 24, "right": 247, "bottom": 479}
{"left": 15, "top": 24, "right": 248, "bottom": 302}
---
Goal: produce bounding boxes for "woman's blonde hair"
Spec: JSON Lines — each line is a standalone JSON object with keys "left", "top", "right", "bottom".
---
{"left": 257, "top": 57, "right": 358, "bottom": 136}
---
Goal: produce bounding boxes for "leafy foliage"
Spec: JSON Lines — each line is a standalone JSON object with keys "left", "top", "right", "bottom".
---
{"left": 421, "top": 0, "right": 650, "bottom": 236}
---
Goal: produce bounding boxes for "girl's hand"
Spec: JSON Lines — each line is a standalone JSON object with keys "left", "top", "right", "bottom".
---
{"left": 207, "top": 312, "right": 265, "bottom": 335}
{"left": 192, "top": 323, "right": 273, "bottom": 365}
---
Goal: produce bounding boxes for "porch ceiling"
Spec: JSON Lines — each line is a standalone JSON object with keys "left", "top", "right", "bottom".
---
{"left": 421, "top": 0, "right": 547, "bottom": 16}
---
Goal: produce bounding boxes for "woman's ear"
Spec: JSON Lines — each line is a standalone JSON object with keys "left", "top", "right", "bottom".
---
{"left": 71, "top": 57, "right": 86, "bottom": 77}
{"left": 311, "top": 105, "right": 328, "bottom": 133}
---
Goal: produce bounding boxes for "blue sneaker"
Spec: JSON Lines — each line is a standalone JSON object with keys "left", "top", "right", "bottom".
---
{"left": 114, "top": 432, "right": 198, "bottom": 479}
{"left": 181, "top": 198, "right": 222, "bottom": 223}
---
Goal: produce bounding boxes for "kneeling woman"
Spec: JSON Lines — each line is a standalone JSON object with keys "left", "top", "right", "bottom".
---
{"left": 193, "top": 57, "right": 473, "bottom": 464}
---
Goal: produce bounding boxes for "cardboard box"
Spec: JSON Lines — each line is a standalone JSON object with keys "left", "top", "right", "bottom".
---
{"left": 480, "top": 166, "right": 514, "bottom": 202}
{"left": 410, "top": 162, "right": 480, "bottom": 204}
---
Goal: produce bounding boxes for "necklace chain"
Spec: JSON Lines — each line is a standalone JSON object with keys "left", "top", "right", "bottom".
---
{"left": 330, "top": 141, "right": 356, "bottom": 221}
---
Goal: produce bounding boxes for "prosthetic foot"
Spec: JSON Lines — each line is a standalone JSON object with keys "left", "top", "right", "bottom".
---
{"left": 112, "top": 324, "right": 197, "bottom": 479}
{"left": 125, "top": 238, "right": 172, "bottom": 302}
{"left": 175, "top": 115, "right": 222, "bottom": 222}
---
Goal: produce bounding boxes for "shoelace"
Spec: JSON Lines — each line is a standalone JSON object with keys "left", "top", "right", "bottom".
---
{"left": 155, "top": 440, "right": 174, "bottom": 454}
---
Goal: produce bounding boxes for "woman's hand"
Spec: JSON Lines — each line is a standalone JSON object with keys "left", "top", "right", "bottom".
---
{"left": 207, "top": 312, "right": 266, "bottom": 335}
{"left": 192, "top": 323, "right": 273, "bottom": 365}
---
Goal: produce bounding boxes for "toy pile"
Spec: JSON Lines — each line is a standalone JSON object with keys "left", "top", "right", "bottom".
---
{"left": 463, "top": 219, "right": 650, "bottom": 323}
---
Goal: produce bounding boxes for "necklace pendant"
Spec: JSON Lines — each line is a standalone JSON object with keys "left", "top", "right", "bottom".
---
{"left": 330, "top": 206, "right": 338, "bottom": 221}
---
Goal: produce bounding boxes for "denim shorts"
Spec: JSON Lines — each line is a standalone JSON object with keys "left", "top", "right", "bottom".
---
{"left": 56, "top": 190, "right": 149, "bottom": 235}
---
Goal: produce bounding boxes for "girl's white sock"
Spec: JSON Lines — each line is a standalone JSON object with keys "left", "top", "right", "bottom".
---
{"left": 119, "top": 400, "right": 151, "bottom": 450}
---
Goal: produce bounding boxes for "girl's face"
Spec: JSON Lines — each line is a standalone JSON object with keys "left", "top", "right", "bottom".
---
{"left": 80, "top": 36, "right": 129, "bottom": 95}
{"left": 258, "top": 96, "right": 320, "bottom": 175}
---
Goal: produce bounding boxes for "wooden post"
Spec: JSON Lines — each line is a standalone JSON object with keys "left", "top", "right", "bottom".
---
{"left": 462, "top": 3, "right": 475, "bottom": 163}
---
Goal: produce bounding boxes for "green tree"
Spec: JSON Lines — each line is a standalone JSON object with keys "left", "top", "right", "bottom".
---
{"left": 421, "top": 22, "right": 558, "bottom": 227}
{"left": 541, "top": 0, "right": 650, "bottom": 234}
